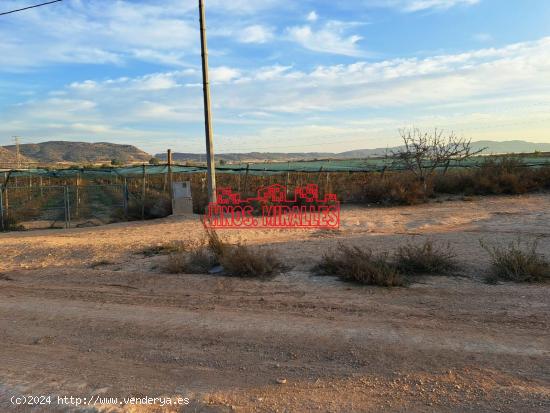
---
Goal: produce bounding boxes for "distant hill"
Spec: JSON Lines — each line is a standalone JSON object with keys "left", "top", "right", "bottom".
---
{"left": 2, "top": 141, "right": 151, "bottom": 165}
{"left": 0, "top": 147, "right": 33, "bottom": 167}
{"left": 469, "top": 140, "right": 550, "bottom": 154}
{"left": 337, "top": 140, "right": 550, "bottom": 158}
{"left": 2, "top": 139, "right": 548, "bottom": 168}
{"left": 158, "top": 140, "right": 550, "bottom": 163}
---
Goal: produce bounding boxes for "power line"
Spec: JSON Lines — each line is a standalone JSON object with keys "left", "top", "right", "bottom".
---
{"left": 13, "top": 136, "right": 21, "bottom": 169}
{"left": 0, "top": 0, "right": 63, "bottom": 16}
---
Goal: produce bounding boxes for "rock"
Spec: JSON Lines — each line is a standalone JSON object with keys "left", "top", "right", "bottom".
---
{"left": 276, "top": 378, "right": 287, "bottom": 385}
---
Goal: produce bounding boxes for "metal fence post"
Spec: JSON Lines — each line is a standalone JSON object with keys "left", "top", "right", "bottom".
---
{"left": 141, "top": 164, "right": 146, "bottom": 220}
{"left": 0, "top": 185, "right": 4, "bottom": 231}
{"left": 75, "top": 172, "right": 80, "bottom": 218}
{"left": 168, "top": 149, "right": 173, "bottom": 214}
{"left": 4, "top": 186, "right": 8, "bottom": 225}
{"left": 243, "top": 163, "right": 250, "bottom": 194}
{"left": 317, "top": 166, "right": 324, "bottom": 188}
{"left": 64, "top": 186, "right": 68, "bottom": 229}
{"left": 66, "top": 186, "right": 71, "bottom": 228}
{"left": 123, "top": 182, "right": 129, "bottom": 220}
{"left": 285, "top": 171, "right": 290, "bottom": 197}
{"left": 63, "top": 186, "right": 72, "bottom": 229}
{"left": 28, "top": 173, "right": 32, "bottom": 201}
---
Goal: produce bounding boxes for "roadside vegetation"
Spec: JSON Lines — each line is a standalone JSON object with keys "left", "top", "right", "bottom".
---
{"left": 165, "top": 239, "right": 217, "bottom": 274}
{"left": 162, "top": 229, "right": 285, "bottom": 279}
{"left": 142, "top": 235, "right": 550, "bottom": 287}
{"left": 2, "top": 127, "right": 549, "bottom": 229}
{"left": 315, "top": 244, "right": 404, "bottom": 287}
{"left": 481, "top": 238, "right": 550, "bottom": 283}
{"left": 186, "top": 154, "right": 550, "bottom": 211}
{"left": 0, "top": 214, "right": 26, "bottom": 232}
{"left": 139, "top": 241, "right": 188, "bottom": 257}
{"left": 315, "top": 239, "right": 459, "bottom": 287}
{"left": 218, "top": 244, "right": 285, "bottom": 279}
{"left": 395, "top": 240, "right": 458, "bottom": 274}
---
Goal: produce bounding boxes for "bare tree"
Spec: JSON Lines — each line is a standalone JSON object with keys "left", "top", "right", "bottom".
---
{"left": 388, "top": 128, "right": 485, "bottom": 190}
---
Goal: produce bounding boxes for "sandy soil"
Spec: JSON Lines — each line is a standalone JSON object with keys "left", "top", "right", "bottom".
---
{"left": 0, "top": 194, "right": 549, "bottom": 412}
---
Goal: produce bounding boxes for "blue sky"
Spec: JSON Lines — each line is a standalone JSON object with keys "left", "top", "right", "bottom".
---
{"left": 1, "top": 0, "right": 549, "bottom": 154}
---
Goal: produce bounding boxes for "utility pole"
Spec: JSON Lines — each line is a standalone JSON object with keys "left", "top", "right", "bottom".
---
{"left": 199, "top": 0, "right": 217, "bottom": 203}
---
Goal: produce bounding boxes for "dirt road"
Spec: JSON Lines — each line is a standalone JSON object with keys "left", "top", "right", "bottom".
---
{"left": 1, "top": 194, "right": 549, "bottom": 412}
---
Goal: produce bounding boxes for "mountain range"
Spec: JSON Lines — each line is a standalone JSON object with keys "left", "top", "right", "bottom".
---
{"left": 0, "top": 141, "right": 150, "bottom": 166}
{"left": 158, "top": 140, "right": 550, "bottom": 163}
{"left": 1, "top": 140, "right": 549, "bottom": 167}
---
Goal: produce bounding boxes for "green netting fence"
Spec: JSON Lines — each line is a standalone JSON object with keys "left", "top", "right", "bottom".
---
{"left": 1, "top": 155, "right": 549, "bottom": 232}
{"left": 2, "top": 155, "right": 550, "bottom": 179}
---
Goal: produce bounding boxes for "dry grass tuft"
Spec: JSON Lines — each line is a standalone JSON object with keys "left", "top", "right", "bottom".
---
{"left": 163, "top": 230, "right": 286, "bottom": 278}
{"left": 164, "top": 253, "right": 188, "bottom": 274}
{"left": 395, "top": 240, "right": 458, "bottom": 275}
{"left": 1, "top": 214, "right": 26, "bottom": 232}
{"left": 205, "top": 228, "right": 230, "bottom": 257}
{"left": 316, "top": 244, "right": 404, "bottom": 287}
{"left": 481, "top": 238, "right": 550, "bottom": 283}
{"left": 164, "top": 239, "right": 217, "bottom": 274}
{"left": 89, "top": 259, "right": 115, "bottom": 268}
{"left": 219, "top": 244, "right": 285, "bottom": 279}
{"left": 139, "top": 241, "right": 187, "bottom": 257}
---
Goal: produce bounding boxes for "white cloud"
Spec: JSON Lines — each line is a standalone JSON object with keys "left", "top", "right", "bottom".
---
{"left": 208, "top": 0, "right": 288, "bottom": 15}
{"left": 70, "top": 71, "right": 189, "bottom": 91}
{"left": 367, "top": 0, "right": 480, "bottom": 12}
{"left": 307, "top": 11, "right": 319, "bottom": 22}
{"left": 286, "top": 22, "right": 365, "bottom": 57}
{"left": 237, "top": 25, "right": 275, "bottom": 44}
{"left": 134, "top": 73, "right": 181, "bottom": 91}
{"left": 210, "top": 67, "right": 242, "bottom": 83}
{"left": 403, "top": 0, "right": 480, "bottom": 12}
{"left": 473, "top": 33, "right": 493, "bottom": 43}
{"left": 253, "top": 65, "right": 295, "bottom": 81}
{"left": 2, "top": 37, "right": 550, "bottom": 152}
{"left": 249, "top": 37, "right": 550, "bottom": 111}
{"left": 0, "top": 0, "right": 485, "bottom": 73}
{"left": 0, "top": 0, "right": 199, "bottom": 70}
{"left": 0, "top": 0, "right": 287, "bottom": 71}
{"left": 69, "top": 80, "right": 98, "bottom": 91}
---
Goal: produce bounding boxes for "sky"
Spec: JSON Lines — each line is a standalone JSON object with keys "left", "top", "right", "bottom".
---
{"left": 0, "top": 0, "right": 549, "bottom": 154}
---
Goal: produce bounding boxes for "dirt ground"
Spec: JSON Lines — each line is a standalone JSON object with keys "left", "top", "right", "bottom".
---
{"left": 0, "top": 194, "right": 549, "bottom": 412}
